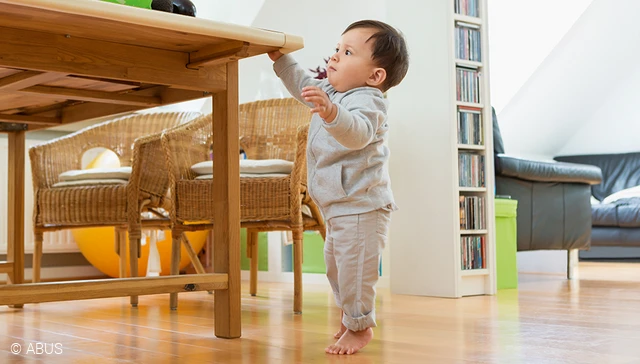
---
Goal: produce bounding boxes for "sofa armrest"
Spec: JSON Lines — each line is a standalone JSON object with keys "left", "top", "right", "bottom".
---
{"left": 496, "top": 154, "right": 602, "bottom": 185}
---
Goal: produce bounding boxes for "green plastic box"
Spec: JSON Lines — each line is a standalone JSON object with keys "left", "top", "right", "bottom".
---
{"left": 240, "top": 229, "right": 381, "bottom": 276}
{"left": 240, "top": 230, "right": 326, "bottom": 274}
{"left": 240, "top": 229, "right": 268, "bottom": 272}
{"left": 302, "top": 232, "right": 327, "bottom": 273}
{"left": 282, "top": 232, "right": 383, "bottom": 276}
{"left": 282, "top": 231, "right": 326, "bottom": 273}
{"left": 100, "top": 0, "right": 152, "bottom": 9}
{"left": 495, "top": 198, "right": 518, "bottom": 289}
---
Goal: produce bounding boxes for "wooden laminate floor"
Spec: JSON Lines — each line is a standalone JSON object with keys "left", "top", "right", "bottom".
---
{"left": 2, "top": 262, "right": 640, "bottom": 363}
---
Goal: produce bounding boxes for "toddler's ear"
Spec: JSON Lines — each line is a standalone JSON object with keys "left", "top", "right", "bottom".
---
{"left": 367, "top": 68, "right": 387, "bottom": 88}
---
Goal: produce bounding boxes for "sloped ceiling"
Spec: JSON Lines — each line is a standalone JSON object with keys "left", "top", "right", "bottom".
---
{"left": 558, "top": 65, "right": 640, "bottom": 156}
{"left": 488, "top": 0, "right": 593, "bottom": 114}
{"left": 492, "top": 0, "right": 640, "bottom": 159}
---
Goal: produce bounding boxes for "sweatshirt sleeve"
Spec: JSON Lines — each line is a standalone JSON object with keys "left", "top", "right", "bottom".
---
{"left": 273, "top": 54, "right": 324, "bottom": 107}
{"left": 322, "top": 91, "right": 387, "bottom": 150}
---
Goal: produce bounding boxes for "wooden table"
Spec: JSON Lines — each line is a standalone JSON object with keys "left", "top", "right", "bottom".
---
{"left": 0, "top": 0, "right": 302, "bottom": 339}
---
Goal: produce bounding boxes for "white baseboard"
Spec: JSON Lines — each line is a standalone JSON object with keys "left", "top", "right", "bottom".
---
{"left": 239, "top": 270, "right": 390, "bottom": 288}
{"left": 240, "top": 270, "right": 330, "bottom": 286}
{"left": 0, "top": 265, "right": 105, "bottom": 283}
{"left": 517, "top": 250, "right": 567, "bottom": 275}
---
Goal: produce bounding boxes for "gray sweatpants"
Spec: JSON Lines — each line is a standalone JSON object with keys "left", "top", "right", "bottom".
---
{"left": 324, "top": 207, "right": 391, "bottom": 332}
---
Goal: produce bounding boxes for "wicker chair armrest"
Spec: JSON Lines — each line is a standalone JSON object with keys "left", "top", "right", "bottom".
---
{"left": 289, "top": 124, "right": 310, "bottom": 224}
{"left": 130, "top": 132, "right": 171, "bottom": 206}
{"left": 29, "top": 133, "right": 85, "bottom": 190}
{"left": 161, "top": 114, "right": 212, "bottom": 186}
{"left": 292, "top": 124, "right": 309, "bottom": 187}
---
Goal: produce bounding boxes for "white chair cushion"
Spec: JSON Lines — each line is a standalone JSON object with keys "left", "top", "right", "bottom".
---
{"left": 195, "top": 173, "right": 290, "bottom": 180}
{"left": 52, "top": 179, "right": 129, "bottom": 188}
{"left": 191, "top": 159, "right": 294, "bottom": 176}
{"left": 58, "top": 167, "right": 132, "bottom": 182}
{"left": 241, "top": 159, "right": 293, "bottom": 174}
{"left": 190, "top": 161, "right": 213, "bottom": 175}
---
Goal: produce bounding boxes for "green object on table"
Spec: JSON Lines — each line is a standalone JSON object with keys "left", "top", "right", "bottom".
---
{"left": 495, "top": 198, "right": 518, "bottom": 289}
{"left": 100, "top": 0, "right": 152, "bottom": 9}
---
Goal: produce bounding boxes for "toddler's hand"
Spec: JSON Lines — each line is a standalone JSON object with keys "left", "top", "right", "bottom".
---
{"left": 268, "top": 50, "right": 283, "bottom": 62}
{"left": 302, "top": 86, "right": 337, "bottom": 122}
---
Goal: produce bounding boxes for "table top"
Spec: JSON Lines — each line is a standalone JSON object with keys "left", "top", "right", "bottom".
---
{"left": 0, "top": 0, "right": 303, "bottom": 53}
{"left": 0, "top": 0, "right": 303, "bottom": 130}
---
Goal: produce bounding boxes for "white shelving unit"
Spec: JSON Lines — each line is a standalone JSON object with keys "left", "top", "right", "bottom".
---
{"left": 458, "top": 144, "right": 486, "bottom": 151}
{"left": 388, "top": 0, "right": 496, "bottom": 298}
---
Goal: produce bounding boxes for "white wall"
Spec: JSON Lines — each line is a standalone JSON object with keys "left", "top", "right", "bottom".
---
{"left": 238, "top": 0, "right": 386, "bottom": 104}
{"left": 196, "top": 0, "right": 386, "bottom": 117}
{"left": 190, "top": 0, "right": 265, "bottom": 25}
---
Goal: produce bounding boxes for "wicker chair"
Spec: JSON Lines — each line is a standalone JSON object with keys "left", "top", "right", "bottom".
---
{"left": 161, "top": 98, "right": 326, "bottom": 313}
{"left": 29, "top": 111, "right": 201, "bottom": 307}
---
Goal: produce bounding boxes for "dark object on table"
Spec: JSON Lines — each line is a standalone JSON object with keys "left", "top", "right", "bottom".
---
{"left": 151, "top": 0, "right": 173, "bottom": 12}
{"left": 173, "top": 0, "right": 197, "bottom": 17}
{"left": 151, "top": 0, "right": 197, "bottom": 17}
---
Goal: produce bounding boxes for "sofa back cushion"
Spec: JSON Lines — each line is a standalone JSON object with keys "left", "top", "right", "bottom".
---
{"left": 554, "top": 152, "right": 640, "bottom": 201}
{"left": 492, "top": 107, "right": 505, "bottom": 155}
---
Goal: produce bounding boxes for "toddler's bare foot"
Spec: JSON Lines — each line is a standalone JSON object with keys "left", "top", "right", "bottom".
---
{"left": 334, "top": 312, "right": 347, "bottom": 339}
{"left": 325, "top": 328, "right": 373, "bottom": 355}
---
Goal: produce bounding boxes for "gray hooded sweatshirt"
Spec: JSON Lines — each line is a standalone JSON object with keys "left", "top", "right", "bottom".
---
{"left": 274, "top": 54, "right": 397, "bottom": 220}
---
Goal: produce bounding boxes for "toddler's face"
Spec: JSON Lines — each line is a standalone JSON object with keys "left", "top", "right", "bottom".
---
{"left": 327, "top": 28, "right": 381, "bottom": 93}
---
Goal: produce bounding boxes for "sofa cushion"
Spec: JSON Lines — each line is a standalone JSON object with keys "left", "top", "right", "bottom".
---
{"left": 602, "top": 185, "right": 640, "bottom": 204}
{"left": 555, "top": 152, "right": 640, "bottom": 201}
{"left": 592, "top": 197, "right": 640, "bottom": 228}
{"left": 491, "top": 107, "right": 505, "bottom": 155}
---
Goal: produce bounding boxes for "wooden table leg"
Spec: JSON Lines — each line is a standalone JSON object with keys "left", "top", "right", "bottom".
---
{"left": 212, "top": 61, "right": 241, "bottom": 339}
{"left": 7, "top": 131, "right": 25, "bottom": 308}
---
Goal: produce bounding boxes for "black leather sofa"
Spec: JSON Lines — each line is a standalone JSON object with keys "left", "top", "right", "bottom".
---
{"left": 492, "top": 109, "right": 603, "bottom": 253}
{"left": 555, "top": 152, "right": 640, "bottom": 248}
